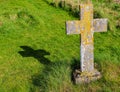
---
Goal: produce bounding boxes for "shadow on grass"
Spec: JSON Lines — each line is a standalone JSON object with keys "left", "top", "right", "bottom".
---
{"left": 18, "top": 46, "right": 51, "bottom": 65}
{"left": 18, "top": 46, "right": 79, "bottom": 86}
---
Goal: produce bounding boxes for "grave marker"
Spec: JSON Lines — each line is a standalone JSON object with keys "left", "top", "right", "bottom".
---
{"left": 66, "top": 1, "right": 107, "bottom": 84}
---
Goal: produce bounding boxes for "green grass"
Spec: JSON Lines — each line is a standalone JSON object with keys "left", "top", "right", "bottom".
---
{"left": 0, "top": 0, "right": 120, "bottom": 92}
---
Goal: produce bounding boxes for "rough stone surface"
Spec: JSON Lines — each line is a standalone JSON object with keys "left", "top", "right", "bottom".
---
{"left": 73, "top": 69, "right": 101, "bottom": 84}
{"left": 93, "top": 19, "right": 107, "bottom": 32}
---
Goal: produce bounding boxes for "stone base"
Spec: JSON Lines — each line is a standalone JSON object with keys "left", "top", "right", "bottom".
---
{"left": 73, "top": 69, "right": 101, "bottom": 84}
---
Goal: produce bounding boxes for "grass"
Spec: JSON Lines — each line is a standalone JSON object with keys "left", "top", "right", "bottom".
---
{"left": 0, "top": 0, "right": 120, "bottom": 92}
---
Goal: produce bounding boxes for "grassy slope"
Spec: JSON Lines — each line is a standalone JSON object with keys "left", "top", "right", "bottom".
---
{"left": 0, "top": 0, "right": 119, "bottom": 92}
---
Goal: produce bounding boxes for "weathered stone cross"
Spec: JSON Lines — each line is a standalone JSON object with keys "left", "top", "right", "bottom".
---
{"left": 66, "top": 2, "right": 107, "bottom": 83}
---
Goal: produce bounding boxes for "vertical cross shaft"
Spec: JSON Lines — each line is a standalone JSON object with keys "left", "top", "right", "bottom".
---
{"left": 80, "top": 3, "right": 94, "bottom": 72}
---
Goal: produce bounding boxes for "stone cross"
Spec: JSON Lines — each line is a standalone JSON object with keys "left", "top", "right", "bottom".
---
{"left": 66, "top": 2, "right": 107, "bottom": 83}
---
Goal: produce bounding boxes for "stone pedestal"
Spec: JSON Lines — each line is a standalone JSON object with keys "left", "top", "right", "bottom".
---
{"left": 73, "top": 69, "right": 101, "bottom": 84}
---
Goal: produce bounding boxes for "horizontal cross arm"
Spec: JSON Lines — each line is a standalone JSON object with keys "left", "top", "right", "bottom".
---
{"left": 93, "top": 19, "right": 107, "bottom": 32}
{"left": 66, "top": 21, "right": 81, "bottom": 35}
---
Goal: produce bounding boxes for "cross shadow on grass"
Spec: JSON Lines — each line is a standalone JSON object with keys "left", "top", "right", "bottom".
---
{"left": 18, "top": 46, "right": 88, "bottom": 91}
{"left": 18, "top": 46, "right": 51, "bottom": 65}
